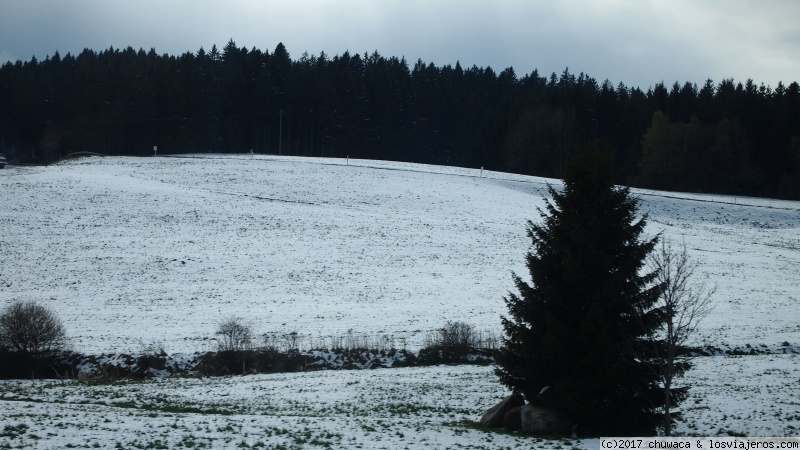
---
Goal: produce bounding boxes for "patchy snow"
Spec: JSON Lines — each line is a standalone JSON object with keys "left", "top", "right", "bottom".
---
{"left": 2, "top": 154, "right": 796, "bottom": 354}
{"left": 1, "top": 155, "right": 553, "bottom": 354}
{"left": 1, "top": 154, "right": 799, "bottom": 446}
{"left": 1, "top": 357, "right": 797, "bottom": 448}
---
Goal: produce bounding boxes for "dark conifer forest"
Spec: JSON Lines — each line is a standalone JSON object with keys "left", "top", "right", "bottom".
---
{"left": 1, "top": 40, "right": 799, "bottom": 199}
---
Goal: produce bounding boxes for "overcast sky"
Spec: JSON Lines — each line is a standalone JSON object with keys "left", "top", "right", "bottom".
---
{"left": 1, "top": 0, "right": 798, "bottom": 90}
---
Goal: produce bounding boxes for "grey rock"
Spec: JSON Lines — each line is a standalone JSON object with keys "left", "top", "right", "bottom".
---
{"left": 520, "top": 404, "right": 573, "bottom": 435}
{"left": 479, "top": 393, "right": 525, "bottom": 428}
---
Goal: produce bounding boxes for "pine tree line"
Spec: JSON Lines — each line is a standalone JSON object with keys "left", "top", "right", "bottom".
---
{"left": 1, "top": 40, "right": 799, "bottom": 198}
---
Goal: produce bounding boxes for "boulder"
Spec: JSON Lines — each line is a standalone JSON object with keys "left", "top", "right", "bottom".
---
{"left": 479, "top": 393, "right": 525, "bottom": 428}
{"left": 520, "top": 404, "right": 573, "bottom": 435}
{"left": 503, "top": 405, "right": 523, "bottom": 431}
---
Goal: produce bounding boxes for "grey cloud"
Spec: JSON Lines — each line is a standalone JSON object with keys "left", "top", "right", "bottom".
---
{"left": 1, "top": 0, "right": 797, "bottom": 88}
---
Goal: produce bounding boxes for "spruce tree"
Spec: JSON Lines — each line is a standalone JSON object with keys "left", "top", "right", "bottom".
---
{"left": 495, "top": 152, "right": 666, "bottom": 436}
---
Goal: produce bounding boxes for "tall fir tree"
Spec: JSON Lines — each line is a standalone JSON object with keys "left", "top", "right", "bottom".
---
{"left": 495, "top": 151, "right": 667, "bottom": 436}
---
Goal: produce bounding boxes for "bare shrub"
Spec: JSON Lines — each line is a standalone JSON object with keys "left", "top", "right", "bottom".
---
{"left": 281, "top": 331, "right": 301, "bottom": 352}
{"left": 262, "top": 330, "right": 404, "bottom": 353}
{"left": 215, "top": 316, "right": 253, "bottom": 352}
{"left": 424, "top": 321, "right": 478, "bottom": 351}
{"left": 0, "top": 300, "right": 67, "bottom": 355}
{"left": 324, "top": 330, "right": 397, "bottom": 352}
{"left": 136, "top": 338, "right": 168, "bottom": 357}
{"left": 261, "top": 332, "right": 282, "bottom": 351}
{"left": 261, "top": 331, "right": 302, "bottom": 352}
{"left": 418, "top": 321, "right": 496, "bottom": 366}
{"left": 440, "top": 321, "right": 476, "bottom": 350}
{"left": 474, "top": 329, "right": 500, "bottom": 350}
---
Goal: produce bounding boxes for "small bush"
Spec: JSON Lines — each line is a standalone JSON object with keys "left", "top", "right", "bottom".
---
{"left": 215, "top": 316, "right": 253, "bottom": 352}
{"left": 423, "top": 321, "right": 477, "bottom": 352}
{"left": 418, "top": 321, "right": 497, "bottom": 365}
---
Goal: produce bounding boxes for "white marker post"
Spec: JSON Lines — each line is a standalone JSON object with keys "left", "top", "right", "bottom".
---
{"left": 153, "top": 145, "right": 157, "bottom": 157}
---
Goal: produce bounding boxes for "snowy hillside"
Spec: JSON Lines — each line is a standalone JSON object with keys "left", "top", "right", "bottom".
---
{"left": 1, "top": 154, "right": 799, "bottom": 448}
{"left": 1, "top": 154, "right": 798, "bottom": 354}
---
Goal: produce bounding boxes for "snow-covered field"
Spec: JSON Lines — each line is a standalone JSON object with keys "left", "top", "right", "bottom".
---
{"left": 1, "top": 356, "right": 797, "bottom": 449}
{"left": 1, "top": 154, "right": 799, "bottom": 447}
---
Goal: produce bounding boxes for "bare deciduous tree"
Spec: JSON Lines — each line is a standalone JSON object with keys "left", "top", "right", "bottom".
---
{"left": 215, "top": 316, "right": 254, "bottom": 374}
{"left": 0, "top": 300, "right": 67, "bottom": 355}
{"left": 648, "top": 239, "right": 715, "bottom": 436}
{"left": 215, "top": 316, "right": 253, "bottom": 353}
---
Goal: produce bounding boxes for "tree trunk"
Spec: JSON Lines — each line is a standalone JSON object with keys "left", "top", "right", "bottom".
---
{"left": 663, "top": 375, "right": 672, "bottom": 436}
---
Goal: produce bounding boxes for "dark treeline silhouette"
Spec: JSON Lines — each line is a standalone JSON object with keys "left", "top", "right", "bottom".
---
{"left": 1, "top": 41, "right": 799, "bottom": 198}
